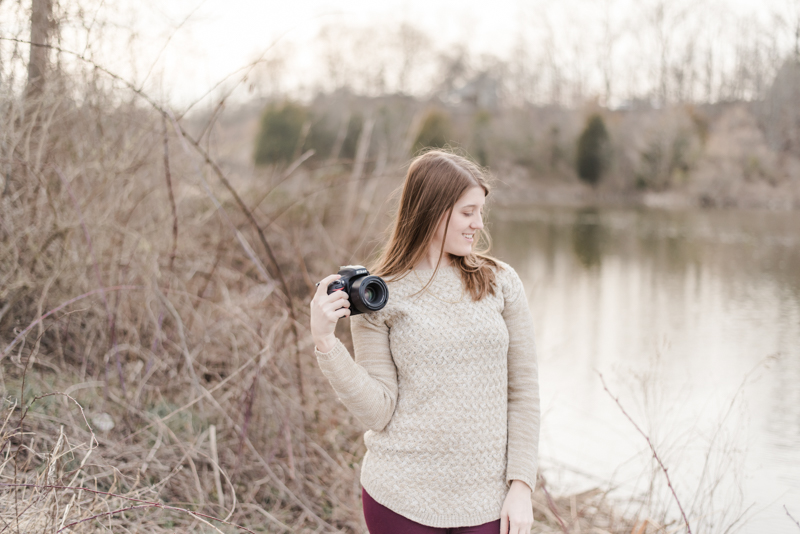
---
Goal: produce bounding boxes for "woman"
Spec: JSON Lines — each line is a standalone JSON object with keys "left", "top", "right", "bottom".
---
{"left": 309, "top": 150, "right": 540, "bottom": 534}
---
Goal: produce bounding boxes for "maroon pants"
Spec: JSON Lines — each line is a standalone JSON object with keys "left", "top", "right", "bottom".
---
{"left": 362, "top": 488, "right": 501, "bottom": 534}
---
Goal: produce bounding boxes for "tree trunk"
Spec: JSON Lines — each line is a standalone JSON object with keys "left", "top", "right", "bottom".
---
{"left": 26, "top": 0, "right": 52, "bottom": 98}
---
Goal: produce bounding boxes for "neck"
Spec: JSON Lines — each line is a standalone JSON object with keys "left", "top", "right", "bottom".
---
{"left": 414, "top": 243, "right": 451, "bottom": 270}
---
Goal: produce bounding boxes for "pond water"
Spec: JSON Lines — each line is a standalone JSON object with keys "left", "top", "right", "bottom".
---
{"left": 492, "top": 206, "right": 800, "bottom": 533}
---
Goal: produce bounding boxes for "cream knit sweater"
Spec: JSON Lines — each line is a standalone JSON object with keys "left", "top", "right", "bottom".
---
{"left": 314, "top": 260, "right": 540, "bottom": 528}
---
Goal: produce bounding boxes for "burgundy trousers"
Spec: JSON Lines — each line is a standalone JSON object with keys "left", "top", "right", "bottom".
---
{"left": 362, "top": 488, "right": 501, "bottom": 534}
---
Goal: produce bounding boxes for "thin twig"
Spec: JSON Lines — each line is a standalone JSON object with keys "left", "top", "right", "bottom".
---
{"left": 136, "top": 0, "right": 209, "bottom": 91}
{"left": 786, "top": 505, "right": 800, "bottom": 531}
{"left": 538, "top": 476, "right": 570, "bottom": 534}
{"left": 162, "top": 116, "right": 178, "bottom": 273}
{"left": 1, "top": 286, "right": 140, "bottom": 361}
{"left": 58, "top": 504, "right": 154, "bottom": 532}
{"left": 209, "top": 425, "right": 224, "bottom": 511}
{"left": 251, "top": 148, "right": 316, "bottom": 210}
{"left": 165, "top": 111, "right": 306, "bottom": 405}
{"left": 598, "top": 372, "right": 693, "bottom": 534}
{"left": 234, "top": 373, "right": 257, "bottom": 475}
{"left": 1, "top": 36, "right": 307, "bottom": 402}
{"left": 0, "top": 483, "right": 256, "bottom": 534}
{"left": 16, "top": 393, "right": 98, "bottom": 460}
{"left": 119, "top": 351, "right": 260, "bottom": 444}
{"left": 54, "top": 166, "right": 127, "bottom": 395}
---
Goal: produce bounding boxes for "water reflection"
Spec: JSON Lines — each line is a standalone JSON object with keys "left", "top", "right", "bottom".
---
{"left": 571, "top": 208, "right": 604, "bottom": 269}
{"left": 491, "top": 206, "right": 800, "bottom": 533}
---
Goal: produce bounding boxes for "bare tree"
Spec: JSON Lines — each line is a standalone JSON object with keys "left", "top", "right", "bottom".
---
{"left": 642, "top": 0, "right": 694, "bottom": 106}
{"left": 598, "top": 0, "right": 623, "bottom": 106}
{"left": 395, "top": 23, "right": 430, "bottom": 95}
{"left": 26, "top": 0, "right": 53, "bottom": 97}
{"left": 774, "top": 0, "right": 800, "bottom": 61}
{"left": 508, "top": 30, "right": 536, "bottom": 106}
{"left": 318, "top": 24, "right": 348, "bottom": 92}
{"left": 540, "top": 18, "right": 564, "bottom": 106}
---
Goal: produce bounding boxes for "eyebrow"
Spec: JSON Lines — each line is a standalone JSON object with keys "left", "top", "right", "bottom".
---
{"left": 461, "top": 204, "right": 484, "bottom": 209}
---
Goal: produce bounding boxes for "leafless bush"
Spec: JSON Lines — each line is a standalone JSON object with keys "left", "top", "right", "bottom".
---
{"left": 0, "top": 30, "right": 653, "bottom": 532}
{"left": 0, "top": 47, "right": 379, "bottom": 530}
{"left": 7, "top": 4, "right": 789, "bottom": 528}
{"left": 591, "top": 354, "right": 773, "bottom": 534}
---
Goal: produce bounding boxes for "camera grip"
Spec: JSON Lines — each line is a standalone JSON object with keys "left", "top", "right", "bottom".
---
{"left": 327, "top": 280, "right": 346, "bottom": 294}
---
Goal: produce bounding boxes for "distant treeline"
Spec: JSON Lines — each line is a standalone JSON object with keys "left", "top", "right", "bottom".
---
{"left": 253, "top": 58, "right": 800, "bottom": 208}
{"left": 245, "top": 1, "right": 800, "bottom": 110}
{"left": 253, "top": 93, "right": 700, "bottom": 188}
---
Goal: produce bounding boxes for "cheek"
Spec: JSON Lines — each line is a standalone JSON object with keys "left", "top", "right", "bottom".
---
{"left": 446, "top": 219, "right": 467, "bottom": 243}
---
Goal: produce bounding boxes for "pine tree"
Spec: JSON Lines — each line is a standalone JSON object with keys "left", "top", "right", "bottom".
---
{"left": 576, "top": 114, "right": 611, "bottom": 187}
{"left": 254, "top": 102, "right": 307, "bottom": 165}
{"left": 412, "top": 109, "right": 452, "bottom": 153}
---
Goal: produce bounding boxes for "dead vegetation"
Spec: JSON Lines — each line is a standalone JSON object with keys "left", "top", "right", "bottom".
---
{"left": 3, "top": 71, "right": 765, "bottom": 533}
{"left": 0, "top": 41, "right": 649, "bottom": 532}
{"left": 1, "top": 0, "right": 794, "bottom": 531}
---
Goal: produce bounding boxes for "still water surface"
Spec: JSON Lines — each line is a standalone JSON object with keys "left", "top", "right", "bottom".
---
{"left": 492, "top": 206, "right": 800, "bottom": 533}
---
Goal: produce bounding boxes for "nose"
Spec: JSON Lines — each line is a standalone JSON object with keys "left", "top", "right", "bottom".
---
{"left": 472, "top": 214, "right": 484, "bottom": 230}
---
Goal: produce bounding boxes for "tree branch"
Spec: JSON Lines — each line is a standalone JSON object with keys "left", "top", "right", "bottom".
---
{"left": 598, "top": 372, "right": 693, "bottom": 534}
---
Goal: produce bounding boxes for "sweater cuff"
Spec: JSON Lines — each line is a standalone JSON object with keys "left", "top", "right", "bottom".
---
{"left": 314, "top": 337, "right": 348, "bottom": 362}
{"left": 507, "top": 473, "right": 537, "bottom": 492}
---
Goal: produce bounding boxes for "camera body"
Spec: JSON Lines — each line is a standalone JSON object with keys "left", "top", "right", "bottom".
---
{"left": 327, "top": 265, "right": 388, "bottom": 316}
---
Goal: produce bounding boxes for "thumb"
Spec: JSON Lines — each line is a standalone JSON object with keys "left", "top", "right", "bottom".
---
{"left": 314, "top": 274, "right": 341, "bottom": 298}
{"left": 500, "top": 511, "right": 509, "bottom": 534}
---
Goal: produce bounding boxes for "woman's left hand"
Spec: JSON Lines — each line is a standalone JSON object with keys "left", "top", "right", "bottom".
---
{"left": 500, "top": 480, "right": 534, "bottom": 534}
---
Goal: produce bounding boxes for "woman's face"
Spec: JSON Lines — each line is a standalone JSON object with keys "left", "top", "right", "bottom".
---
{"left": 433, "top": 186, "right": 486, "bottom": 258}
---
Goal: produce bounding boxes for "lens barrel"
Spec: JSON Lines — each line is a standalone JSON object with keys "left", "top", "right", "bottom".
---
{"left": 326, "top": 265, "right": 389, "bottom": 317}
{"left": 350, "top": 275, "right": 388, "bottom": 314}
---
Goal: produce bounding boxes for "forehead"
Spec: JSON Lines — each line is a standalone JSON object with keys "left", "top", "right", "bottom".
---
{"left": 454, "top": 186, "right": 486, "bottom": 207}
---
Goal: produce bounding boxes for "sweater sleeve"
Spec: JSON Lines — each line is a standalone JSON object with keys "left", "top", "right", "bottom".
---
{"left": 314, "top": 311, "right": 398, "bottom": 432}
{"left": 500, "top": 264, "right": 541, "bottom": 490}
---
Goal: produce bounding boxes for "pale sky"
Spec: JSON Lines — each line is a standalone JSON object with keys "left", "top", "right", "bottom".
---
{"left": 127, "top": 0, "right": 798, "bottom": 106}
{"left": 2, "top": 0, "right": 797, "bottom": 107}
{"left": 115, "top": 0, "right": 535, "bottom": 104}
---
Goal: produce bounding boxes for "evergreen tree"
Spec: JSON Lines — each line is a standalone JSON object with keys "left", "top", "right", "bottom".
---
{"left": 576, "top": 114, "right": 611, "bottom": 187}
{"left": 413, "top": 109, "right": 452, "bottom": 153}
{"left": 471, "top": 110, "right": 492, "bottom": 166}
{"left": 254, "top": 102, "right": 307, "bottom": 165}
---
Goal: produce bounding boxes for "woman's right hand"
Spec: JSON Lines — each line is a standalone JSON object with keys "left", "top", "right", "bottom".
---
{"left": 310, "top": 274, "right": 351, "bottom": 353}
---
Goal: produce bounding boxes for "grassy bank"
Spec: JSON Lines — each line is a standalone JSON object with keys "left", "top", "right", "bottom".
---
{"left": 0, "top": 66, "right": 663, "bottom": 533}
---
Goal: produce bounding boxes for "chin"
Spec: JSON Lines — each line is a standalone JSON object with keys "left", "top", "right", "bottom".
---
{"left": 447, "top": 244, "right": 474, "bottom": 258}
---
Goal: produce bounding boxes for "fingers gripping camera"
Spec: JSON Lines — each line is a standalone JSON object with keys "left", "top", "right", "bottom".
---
{"left": 327, "top": 265, "right": 389, "bottom": 317}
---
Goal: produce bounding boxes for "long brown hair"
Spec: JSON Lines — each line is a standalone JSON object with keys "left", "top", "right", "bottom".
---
{"left": 370, "top": 150, "right": 504, "bottom": 301}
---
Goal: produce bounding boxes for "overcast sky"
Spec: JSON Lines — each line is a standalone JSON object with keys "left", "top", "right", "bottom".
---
{"left": 113, "top": 0, "right": 539, "bottom": 104}
{"left": 116, "top": 0, "right": 796, "bottom": 106}
{"left": 3, "top": 0, "right": 796, "bottom": 107}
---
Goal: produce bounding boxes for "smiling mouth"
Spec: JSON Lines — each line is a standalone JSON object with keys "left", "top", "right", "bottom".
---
{"left": 463, "top": 233, "right": 474, "bottom": 242}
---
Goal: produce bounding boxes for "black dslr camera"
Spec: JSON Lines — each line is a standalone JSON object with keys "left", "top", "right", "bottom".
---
{"left": 325, "top": 265, "right": 388, "bottom": 316}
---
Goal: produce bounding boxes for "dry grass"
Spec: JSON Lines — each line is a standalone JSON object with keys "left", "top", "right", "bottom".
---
{"left": 1, "top": 32, "right": 779, "bottom": 530}
{"left": 0, "top": 57, "right": 655, "bottom": 534}
{"left": 4, "top": 39, "right": 771, "bottom": 534}
{"left": 0, "top": 70, "right": 374, "bottom": 531}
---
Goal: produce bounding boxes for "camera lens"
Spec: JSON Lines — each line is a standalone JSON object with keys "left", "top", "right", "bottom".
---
{"left": 362, "top": 280, "right": 384, "bottom": 307}
{"left": 352, "top": 275, "right": 388, "bottom": 313}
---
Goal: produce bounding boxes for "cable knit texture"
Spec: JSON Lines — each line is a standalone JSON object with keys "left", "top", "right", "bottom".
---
{"left": 314, "top": 260, "right": 540, "bottom": 528}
